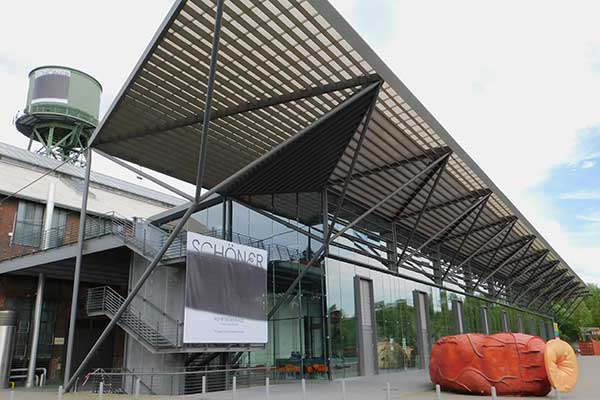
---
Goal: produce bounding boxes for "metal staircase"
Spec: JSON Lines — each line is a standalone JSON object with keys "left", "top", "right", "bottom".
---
{"left": 86, "top": 286, "right": 183, "bottom": 353}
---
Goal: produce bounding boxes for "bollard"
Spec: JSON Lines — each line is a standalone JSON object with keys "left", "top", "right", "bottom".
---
{"left": 556, "top": 389, "right": 563, "bottom": 400}
{"left": 436, "top": 384, "right": 442, "bottom": 400}
{"left": 491, "top": 386, "right": 497, "bottom": 400}
{"left": 58, "top": 385, "right": 64, "bottom": 400}
{"left": 232, "top": 376, "right": 237, "bottom": 400}
{"left": 98, "top": 381, "right": 104, "bottom": 400}
{"left": 9, "top": 390, "right": 15, "bottom": 400}
{"left": 302, "top": 378, "right": 306, "bottom": 400}
{"left": 386, "top": 382, "right": 391, "bottom": 400}
{"left": 266, "top": 377, "right": 270, "bottom": 400}
{"left": 341, "top": 379, "right": 346, "bottom": 400}
{"left": 135, "top": 378, "right": 141, "bottom": 398}
{"left": 202, "top": 375, "right": 207, "bottom": 397}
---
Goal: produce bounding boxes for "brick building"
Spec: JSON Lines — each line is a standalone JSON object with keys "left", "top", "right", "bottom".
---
{"left": 0, "top": 141, "right": 184, "bottom": 383}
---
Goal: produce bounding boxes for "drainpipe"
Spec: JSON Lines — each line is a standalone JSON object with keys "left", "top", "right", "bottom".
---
{"left": 42, "top": 182, "right": 56, "bottom": 250}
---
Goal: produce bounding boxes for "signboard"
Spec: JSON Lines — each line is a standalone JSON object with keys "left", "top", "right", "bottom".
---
{"left": 184, "top": 232, "right": 268, "bottom": 343}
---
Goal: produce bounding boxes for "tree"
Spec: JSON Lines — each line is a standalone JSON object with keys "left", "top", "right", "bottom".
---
{"left": 557, "top": 284, "right": 597, "bottom": 343}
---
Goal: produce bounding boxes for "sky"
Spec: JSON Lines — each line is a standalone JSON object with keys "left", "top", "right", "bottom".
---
{"left": 1, "top": 1, "right": 599, "bottom": 283}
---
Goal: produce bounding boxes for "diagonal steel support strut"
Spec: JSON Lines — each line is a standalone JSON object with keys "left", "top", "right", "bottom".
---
{"left": 268, "top": 151, "right": 450, "bottom": 319}
{"left": 63, "top": 0, "right": 227, "bottom": 391}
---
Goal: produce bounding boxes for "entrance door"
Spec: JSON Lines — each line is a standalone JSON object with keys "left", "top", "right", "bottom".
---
{"left": 355, "top": 276, "right": 377, "bottom": 376}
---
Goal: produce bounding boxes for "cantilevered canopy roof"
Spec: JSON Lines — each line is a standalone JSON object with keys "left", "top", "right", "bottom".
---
{"left": 91, "top": 0, "right": 588, "bottom": 311}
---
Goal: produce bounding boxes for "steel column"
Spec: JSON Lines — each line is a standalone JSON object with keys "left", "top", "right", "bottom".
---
{"left": 64, "top": 0, "right": 226, "bottom": 391}
{"left": 195, "top": 0, "right": 225, "bottom": 200}
{"left": 390, "top": 221, "right": 398, "bottom": 272}
{"left": 226, "top": 198, "right": 233, "bottom": 241}
{"left": 26, "top": 273, "right": 45, "bottom": 388}
{"left": 63, "top": 149, "right": 93, "bottom": 386}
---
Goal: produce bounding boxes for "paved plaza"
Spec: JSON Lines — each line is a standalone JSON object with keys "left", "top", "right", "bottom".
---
{"left": 1, "top": 356, "right": 597, "bottom": 400}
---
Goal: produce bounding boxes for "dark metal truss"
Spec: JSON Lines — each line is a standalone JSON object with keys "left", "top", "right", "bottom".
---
{"left": 440, "top": 216, "right": 517, "bottom": 243}
{"left": 521, "top": 271, "right": 571, "bottom": 306}
{"left": 328, "top": 146, "right": 450, "bottom": 186}
{"left": 397, "top": 189, "right": 491, "bottom": 220}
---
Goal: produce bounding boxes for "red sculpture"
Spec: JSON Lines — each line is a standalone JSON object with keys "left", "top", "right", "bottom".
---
{"left": 429, "top": 333, "right": 551, "bottom": 396}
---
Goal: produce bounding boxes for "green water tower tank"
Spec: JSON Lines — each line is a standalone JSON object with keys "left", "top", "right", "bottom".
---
{"left": 15, "top": 65, "right": 102, "bottom": 162}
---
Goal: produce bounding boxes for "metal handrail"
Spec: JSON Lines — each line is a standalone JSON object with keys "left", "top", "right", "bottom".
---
{"left": 86, "top": 286, "right": 181, "bottom": 349}
{"left": 82, "top": 365, "right": 277, "bottom": 396}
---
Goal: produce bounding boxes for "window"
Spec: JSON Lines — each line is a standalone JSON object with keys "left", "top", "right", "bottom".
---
{"left": 48, "top": 208, "right": 68, "bottom": 247}
{"left": 13, "top": 201, "right": 44, "bottom": 247}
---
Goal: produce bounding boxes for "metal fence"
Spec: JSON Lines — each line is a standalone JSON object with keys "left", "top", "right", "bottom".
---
{"left": 80, "top": 366, "right": 276, "bottom": 396}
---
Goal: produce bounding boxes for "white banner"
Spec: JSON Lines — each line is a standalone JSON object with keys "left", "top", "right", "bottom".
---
{"left": 184, "top": 232, "right": 268, "bottom": 343}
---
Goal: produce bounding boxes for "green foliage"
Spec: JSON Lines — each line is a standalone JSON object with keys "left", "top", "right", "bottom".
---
{"left": 558, "top": 284, "right": 599, "bottom": 343}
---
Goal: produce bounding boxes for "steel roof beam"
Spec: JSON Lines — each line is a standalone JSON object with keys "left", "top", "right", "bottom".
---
{"left": 397, "top": 189, "right": 491, "bottom": 220}
{"left": 552, "top": 289, "right": 583, "bottom": 317}
{"left": 441, "top": 216, "right": 517, "bottom": 243}
{"left": 537, "top": 281, "right": 580, "bottom": 311}
{"left": 392, "top": 154, "right": 449, "bottom": 220}
{"left": 441, "top": 218, "right": 514, "bottom": 281}
{"left": 512, "top": 265, "right": 564, "bottom": 303}
{"left": 502, "top": 248, "right": 545, "bottom": 272}
{"left": 552, "top": 287, "right": 587, "bottom": 309}
{"left": 98, "top": 74, "right": 382, "bottom": 146}
{"left": 558, "top": 296, "right": 586, "bottom": 320}
{"left": 328, "top": 147, "right": 450, "bottom": 186}
{"left": 474, "top": 234, "right": 534, "bottom": 258}
{"left": 398, "top": 156, "right": 449, "bottom": 261}
{"left": 474, "top": 235, "right": 535, "bottom": 291}
{"left": 494, "top": 251, "right": 551, "bottom": 298}
{"left": 475, "top": 220, "right": 516, "bottom": 273}
{"left": 524, "top": 273, "right": 573, "bottom": 307}
{"left": 503, "top": 241, "right": 536, "bottom": 273}
{"left": 327, "top": 81, "right": 382, "bottom": 244}
{"left": 398, "top": 193, "right": 489, "bottom": 267}
{"left": 446, "top": 193, "right": 491, "bottom": 276}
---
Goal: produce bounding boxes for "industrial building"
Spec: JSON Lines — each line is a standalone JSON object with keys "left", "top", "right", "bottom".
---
{"left": 0, "top": 0, "right": 590, "bottom": 396}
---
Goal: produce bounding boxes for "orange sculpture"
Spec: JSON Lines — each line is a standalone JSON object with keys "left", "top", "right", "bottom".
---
{"left": 544, "top": 338, "right": 578, "bottom": 393}
{"left": 430, "top": 333, "right": 567, "bottom": 396}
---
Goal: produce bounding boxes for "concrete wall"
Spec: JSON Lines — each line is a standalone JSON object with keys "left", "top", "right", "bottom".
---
{"left": 124, "top": 253, "right": 186, "bottom": 395}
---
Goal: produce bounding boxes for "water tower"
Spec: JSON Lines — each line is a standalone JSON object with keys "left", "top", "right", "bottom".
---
{"left": 15, "top": 66, "right": 102, "bottom": 164}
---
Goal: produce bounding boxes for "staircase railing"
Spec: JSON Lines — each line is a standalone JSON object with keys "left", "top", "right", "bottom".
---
{"left": 86, "top": 286, "right": 183, "bottom": 351}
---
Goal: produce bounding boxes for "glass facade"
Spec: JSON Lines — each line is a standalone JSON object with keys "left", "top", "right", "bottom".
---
{"left": 191, "top": 194, "right": 554, "bottom": 379}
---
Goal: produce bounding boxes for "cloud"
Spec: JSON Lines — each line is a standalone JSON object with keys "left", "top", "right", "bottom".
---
{"left": 331, "top": 0, "right": 600, "bottom": 284}
{"left": 0, "top": 0, "right": 195, "bottom": 196}
{"left": 559, "top": 190, "right": 600, "bottom": 200}
{"left": 581, "top": 160, "right": 596, "bottom": 169}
